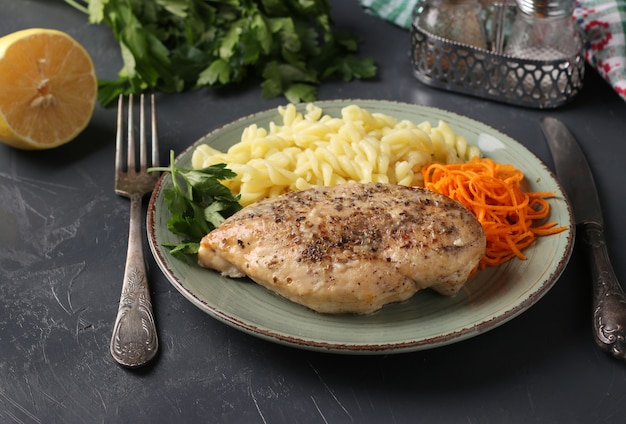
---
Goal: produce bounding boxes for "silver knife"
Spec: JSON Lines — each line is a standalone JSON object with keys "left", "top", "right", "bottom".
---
{"left": 541, "top": 116, "right": 626, "bottom": 361}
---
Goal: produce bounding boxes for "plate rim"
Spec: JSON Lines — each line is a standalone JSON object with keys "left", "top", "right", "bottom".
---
{"left": 147, "top": 99, "right": 576, "bottom": 354}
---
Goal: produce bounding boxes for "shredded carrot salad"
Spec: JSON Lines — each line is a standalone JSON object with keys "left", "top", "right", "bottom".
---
{"left": 421, "top": 157, "right": 567, "bottom": 270}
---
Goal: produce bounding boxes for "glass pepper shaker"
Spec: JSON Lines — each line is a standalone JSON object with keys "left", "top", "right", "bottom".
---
{"left": 413, "top": 0, "right": 488, "bottom": 50}
{"left": 504, "top": 0, "right": 582, "bottom": 60}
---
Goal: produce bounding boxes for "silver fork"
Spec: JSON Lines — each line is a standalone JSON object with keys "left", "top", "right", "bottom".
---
{"left": 110, "top": 94, "right": 159, "bottom": 368}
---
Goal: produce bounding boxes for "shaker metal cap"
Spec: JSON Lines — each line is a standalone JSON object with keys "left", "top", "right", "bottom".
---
{"left": 516, "top": 0, "right": 574, "bottom": 17}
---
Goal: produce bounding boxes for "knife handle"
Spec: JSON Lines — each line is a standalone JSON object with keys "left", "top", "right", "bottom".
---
{"left": 583, "top": 222, "right": 626, "bottom": 360}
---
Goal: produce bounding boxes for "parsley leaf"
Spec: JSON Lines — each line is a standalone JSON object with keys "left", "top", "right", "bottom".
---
{"left": 149, "top": 150, "right": 242, "bottom": 260}
{"left": 65, "top": 0, "right": 377, "bottom": 106}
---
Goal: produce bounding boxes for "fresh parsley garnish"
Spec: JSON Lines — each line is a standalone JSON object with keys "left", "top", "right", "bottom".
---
{"left": 149, "top": 150, "right": 242, "bottom": 260}
{"left": 65, "top": 0, "right": 377, "bottom": 106}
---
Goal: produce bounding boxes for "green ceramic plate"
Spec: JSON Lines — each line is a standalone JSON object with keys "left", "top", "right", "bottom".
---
{"left": 147, "top": 100, "right": 575, "bottom": 354}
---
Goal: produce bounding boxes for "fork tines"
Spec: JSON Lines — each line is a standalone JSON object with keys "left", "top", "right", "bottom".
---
{"left": 115, "top": 93, "right": 159, "bottom": 174}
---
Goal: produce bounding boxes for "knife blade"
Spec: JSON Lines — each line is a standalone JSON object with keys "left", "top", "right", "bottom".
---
{"left": 540, "top": 117, "right": 603, "bottom": 226}
{"left": 540, "top": 117, "right": 626, "bottom": 361}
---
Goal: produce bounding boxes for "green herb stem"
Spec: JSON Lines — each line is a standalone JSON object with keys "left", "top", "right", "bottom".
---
{"left": 149, "top": 150, "right": 242, "bottom": 259}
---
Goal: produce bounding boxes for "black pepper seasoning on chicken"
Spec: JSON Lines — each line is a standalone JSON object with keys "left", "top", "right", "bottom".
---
{"left": 199, "top": 182, "right": 486, "bottom": 314}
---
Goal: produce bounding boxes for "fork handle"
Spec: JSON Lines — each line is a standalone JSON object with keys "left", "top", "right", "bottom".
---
{"left": 110, "top": 193, "right": 159, "bottom": 368}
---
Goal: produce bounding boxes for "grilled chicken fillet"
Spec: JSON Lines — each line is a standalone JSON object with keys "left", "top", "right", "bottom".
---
{"left": 198, "top": 182, "right": 486, "bottom": 314}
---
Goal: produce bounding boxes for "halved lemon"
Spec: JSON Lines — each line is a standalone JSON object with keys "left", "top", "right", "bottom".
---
{"left": 0, "top": 28, "right": 97, "bottom": 150}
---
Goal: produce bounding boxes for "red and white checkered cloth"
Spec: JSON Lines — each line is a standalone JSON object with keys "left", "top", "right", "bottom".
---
{"left": 574, "top": 0, "right": 626, "bottom": 100}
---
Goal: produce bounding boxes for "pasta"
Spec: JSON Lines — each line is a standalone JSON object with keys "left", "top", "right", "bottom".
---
{"left": 192, "top": 103, "right": 481, "bottom": 206}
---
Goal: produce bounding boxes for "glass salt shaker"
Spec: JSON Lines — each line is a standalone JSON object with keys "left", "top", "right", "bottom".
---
{"left": 504, "top": 0, "right": 582, "bottom": 60}
{"left": 413, "top": 0, "right": 488, "bottom": 50}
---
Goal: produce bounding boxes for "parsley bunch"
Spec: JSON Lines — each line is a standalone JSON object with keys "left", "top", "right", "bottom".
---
{"left": 149, "top": 151, "right": 242, "bottom": 259}
{"left": 66, "top": 0, "right": 377, "bottom": 106}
